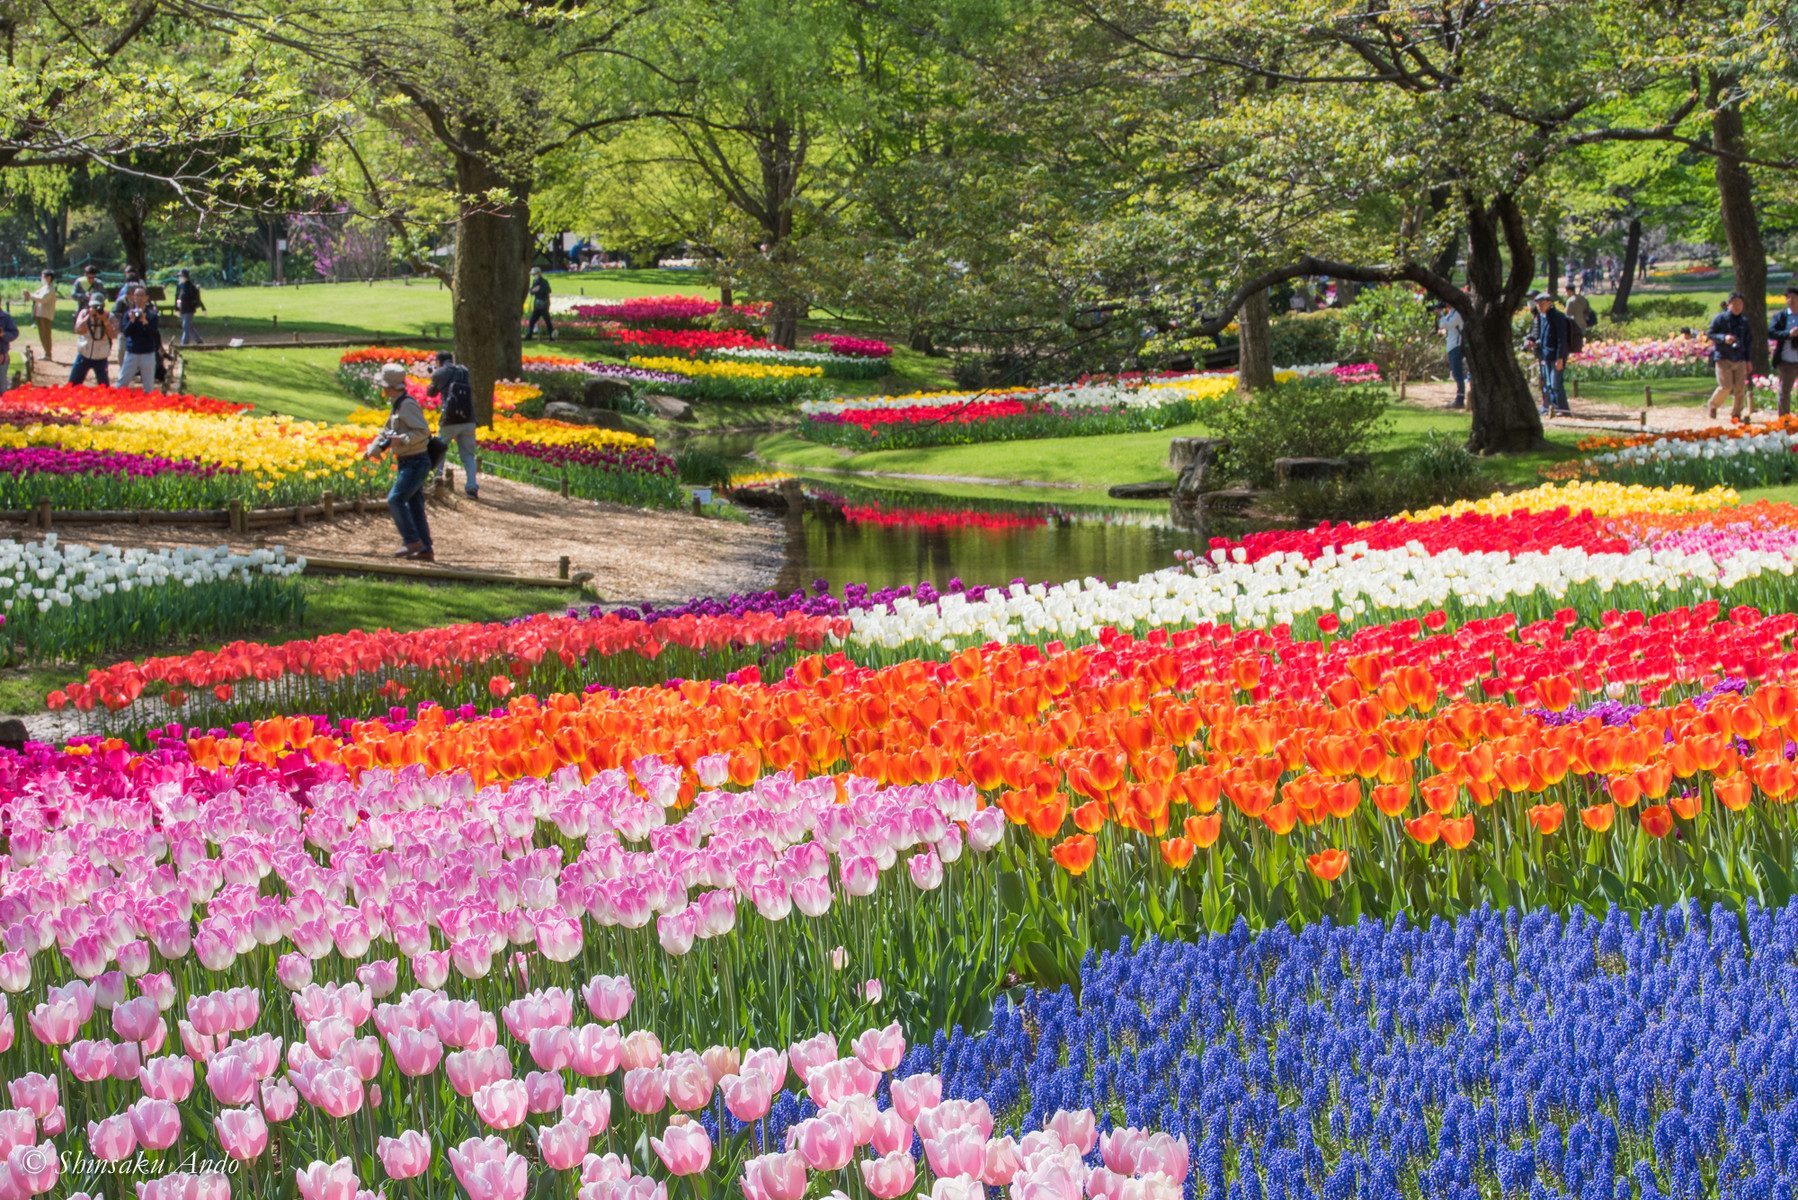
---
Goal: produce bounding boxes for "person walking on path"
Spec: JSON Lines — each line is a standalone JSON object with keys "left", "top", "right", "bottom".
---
{"left": 174, "top": 269, "right": 206, "bottom": 345}
{"left": 1707, "top": 292, "right": 1754, "bottom": 422}
{"left": 29, "top": 272, "right": 58, "bottom": 361}
{"left": 524, "top": 267, "right": 555, "bottom": 340}
{"left": 0, "top": 308, "right": 16, "bottom": 393}
{"left": 1529, "top": 292, "right": 1570, "bottom": 416}
{"left": 366, "top": 362, "right": 436, "bottom": 561}
{"left": 1437, "top": 302, "right": 1466, "bottom": 409}
{"left": 1770, "top": 285, "right": 1798, "bottom": 417}
{"left": 425, "top": 349, "right": 480, "bottom": 499}
{"left": 1564, "top": 285, "right": 1595, "bottom": 334}
{"left": 116, "top": 285, "right": 163, "bottom": 391}
{"left": 68, "top": 295, "right": 116, "bottom": 386}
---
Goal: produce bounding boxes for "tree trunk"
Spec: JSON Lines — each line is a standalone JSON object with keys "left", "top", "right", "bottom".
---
{"left": 1610, "top": 217, "right": 1642, "bottom": 319}
{"left": 769, "top": 299, "right": 801, "bottom": 349}
{"left": 451, "top": 156, "right": 531, "bottom": 427}
{"left": 1236, "top": 286, "right": 1275, "bottom": 394}
{"left": 1543, "top": 236, "right": 1559, "bottom": 301}
{"left": 32, "top": 202, "right": 69, "bottom": 271}
{"left": 109, "top": 198, "right": 149, "bottom": 278}
{"left": 1462, "top": 192, "right": 1545, "bottom": 454}
{"left": 909, "top": 326, "right": 935, "bottom": 354}
{"left": 1715, "top": 97, "right": 1769, "bottom": 372}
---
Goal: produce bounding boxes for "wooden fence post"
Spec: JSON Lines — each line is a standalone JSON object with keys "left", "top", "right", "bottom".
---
{"left": 229, "top": 498, "right": 243, "bottom": 534}
{"left": 558, "top": 556, "right": 570, "bottom": 580}
{"left": 37, "top": 498, "right": 50, "bottom": 531}
{"left": 1644, "top": 385, "right": 1653, "bottom": 408}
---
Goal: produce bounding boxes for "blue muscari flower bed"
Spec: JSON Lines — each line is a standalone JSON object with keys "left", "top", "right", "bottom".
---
{"left": 888, "top": 902, "right": 1798, "bottom": 1200}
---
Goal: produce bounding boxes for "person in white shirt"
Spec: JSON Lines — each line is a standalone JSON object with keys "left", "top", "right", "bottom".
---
{"left": 29, "top": 271, "right": 57, "bottom": 361}
{"left": 1770, "top": 284, "right": 1798, "bottom": 416}
{"left": 1437, "top": 302, "right": 1466, "bottom": 409}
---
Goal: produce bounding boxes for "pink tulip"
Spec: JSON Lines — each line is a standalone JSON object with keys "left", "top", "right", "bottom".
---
{"left": 276, "top": 954, "right": 314, "bottom": 992}
{"left": 791, "top": 878, "right": 831, "bottom": 918}
{"left": 702, "top": 1045, "right": 741, "bottom": 1085}
{"left": 862, "top": 979, "right": 883, "bottom": 1004}
{"left": 377, "top": 1130, "right": 431, "bottom": 1180}
{"left": 581, "top": 1152, "right": 634, "bottom": 1185}
{"left": 63, "top": 1039, "right": 115, "bottom": 1083}
{"left": 572, "top": 1024, "right": 622, "bottom": 1077}
{"left": 6, "top": 1077, "right": 55, "bottom": 1120}
{"left": 1100, "top": 1130, "right": 1187, "bottom": 1183}
{"left": 261, "top": 1078, "right": 300, "bottom": 1122}
{"left": 563, "top": 1088, "right": 611, "bottom": 1137}
{"left": 741, "top": 1047, "right": 788, "bottom": 1091}
{"left": 7, "top": 1141, "right": 57, "bottom": 1195}
{"left": 619, "top": 1030, "right": 662, "bottom": 1071}
{"left": 809, "top": 1057, "right": 880, "bottom": 1108}
{"left": 205, "top": 1053, "right": 257, "bottom": 1105}
{"left": 870, "top": 1109, "right": 913, "bottom": 1156}
{"left": 411, "top": 951, "right": 451, "bottom": 989}
{"left": 907, "top": 851, "right": 943, "bottom": 890}
{"left": 966, "top": 808, "right": 1006, "bottom": 852}
{"left": 741, "top": 1152, "right": 808, "bottom": 1200}
{"left": 462, "top": 1152, "right": 528, "bottom": 1200}
{"left": 138, "top": 1056, "right": 195, "bottom": 1102}
{"left": 831, "top": 946, "right": 848, "bottom": 971}
{"left": 890, "top": 1073, "right": 942, "bottom": 1124}
{"left": 650, "top": 1122, "right": 713, "bottom": 1176}
{"left": 389, "top": 1027, "right": 443, "bottom": 1077}
{"left": 927, "top": 1177, "right": 986, "bottom": 1200}
{"left": 0, "top": 950, "right": 29, "bottom": 993}
{"left": 295, "top": 1159, "right": 359, "bottom": 1200}
{"left": 138, "top": 973, "right": 178, "bottom": 1011}
{"left": 342, "top": 1035, "right": 383, "bottom": 1082}
{"left": 87, "top": 1114, "right": 137, "bottom": 1162}
{"left": 112, "top": 997, "right": 161, "bottom": 1044}
{"left": 656, "top": 907, "right": 699, "bottom": 957}
{"left": 37, "top": 1108, "right": 62, "bottom": 1138}
{"left": 983, "top": 1137, "right": 1023, "bottom": 1186}
{"left": 860, "top": 1152, "right": 917, "bottom": 1200}
{"left": 752, "top": 880, "right": 792, "bottom": 922}
{"left": 622, "top": 1067, "right": 666, "bottom": 1114}
{"left": 0, "top": 1110, "right": 32, "bottom": 1160}
{"left": 501, "top": 989, "right": 575, "bottom": 1042}
{"left": 1044, "top": 1109, "right": 1097, "bottom": 1156}
{"left": 525, "top": 1071, "right": 566, "bottom": 1114}
{"left": 787, "top": 1033, "right": 836, "bottom": 1085}
{"left": 788, "top": 1112, "right": 855, "bottom": 1172}
{"left": 452, "top": 937, "right": 493, "bottom": 980}
{"left": 721, "top": 1070, "right": 774, "bottom": 1122}
{"left": 925, "top": 1126, "right": 988, "bottom": 1179}
{"left": 851, "top": 1022, "right": 905, "bottom": 1073}
{"left": 474, "top": 1079, "right": 528, "bottom": 1130}
{"left": 26, "top": 998, "right": 77, "bottom": 1046}
{"left": 537, "top": 911, "right": 583, "bottom": 962}
{"left": 129, "top": 1097, "right": 181, "bottom": 1151}
{"left": 537, "top": 1119, "right": 591, "bottom": 1171}
{"left": 840, "top": 857, "right": 878, "bottom": 896}
{"left": 448, "top": 1135, "right": 511, "bottom": 1187}
{"left": 1014, "top": 1156, "right": 1085, "bottom": 1200}
{"left": 665, "top": 1055, "right": 714, "bottom": 1111}
{"left": 307, "top": 1016, "right": 355, "bottom": 1059}
{"left": 446, "top": 1047, "right": 512, "bottom": 1098}
{"left": 215, "top": 1106, "right": 269, "bottom": 1161}
{"left": 917, "top": 1099, "right": 993, "bottom": 1143}
{"left": 355, "top": 960, "right": 399, "bottom": 1000}
{"left": 530, "top": 1026, "right": 575, "bottom": 1072}
{"left": 824, "top": 1094, "right": 877, "bottom": 1145}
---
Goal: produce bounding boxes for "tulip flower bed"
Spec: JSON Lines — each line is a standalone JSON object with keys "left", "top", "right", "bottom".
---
{"left": 811, "top": 334, "right": 893, "bottom": 359}
{"left": 0, "top": 385, "right": 253, "bottom": 419}
{"left": 337, "top": 349, "right": 593, "bottom": 409}
{"left": 477, "top": 440, "right": 685, "bottom": 509}
{"left": 1566, "top": 333, "right": 1713, "bottom": 382}
{"left": 1586, "top": 426, "right": 1798, "bottom": 489}
{"left": 625, "top": 357, "right": 833, "bottom": 404}
{"left": 706, "top": 349, "right": 889, "bottom": 381}
{"left": 0, "top": 447, "right": 243, "bottom": 511}
{"left": 0, "top": 537, "right": 305, "bottom": 668}
{"left": 569, "top": 296, "right": 771, "bottom": 330}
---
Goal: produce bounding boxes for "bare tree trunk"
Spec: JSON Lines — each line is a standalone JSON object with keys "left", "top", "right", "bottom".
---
{"left": 452, "top": 155, "right": 531, "bottom": 426}
{"left": 1463, "top": 193, "right": 1546, "bottom": 454}
{"left": 1715, "top": 92, "right": 1769, "bottom": 372}
{"left": 1236, "top": 287, "right": 1275, "bottom": 394}
{"left": 1610, "top": 217, "right": 1642, "bottom": 319}
{"left": 32, "top": 201, "right": 69, "bottom": 271}
{"left": 109, "top": 198, "right": 149, "bottom": 278}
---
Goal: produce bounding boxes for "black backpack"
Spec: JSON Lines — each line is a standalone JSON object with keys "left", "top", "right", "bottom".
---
{"left": 1564, "top": 316, "right": 1584, "bottom": 355}
{"left": 441, "top": 365, "right": 475, "bottom": 425}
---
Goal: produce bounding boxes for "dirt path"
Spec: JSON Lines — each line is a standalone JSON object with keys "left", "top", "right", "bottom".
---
{"left": 1399, "top": 380, "right": 1756, "bottom": 435}
{"left": 10, "top": 476, "right": 786, "bottom": 606}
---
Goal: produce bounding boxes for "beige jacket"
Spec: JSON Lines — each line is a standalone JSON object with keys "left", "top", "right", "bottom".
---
{"left": 378, "top": 396, "right": 433, "bottom": 459}
{"left": 29, "top": 285, "right": 56, "bottom": 321}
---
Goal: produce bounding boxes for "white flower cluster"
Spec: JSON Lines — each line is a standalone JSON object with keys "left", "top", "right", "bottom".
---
{"left": 1594, "top": 429, "right": 1798, "bottom": 467}
{"left": 0, "top": 536, "right": 304, "bottom": 613}
{"left": 712, "top": 348, "right": 844, "bottom": 366}
{"left": 839, "top": 541, "right": 1798, "bottom": 650}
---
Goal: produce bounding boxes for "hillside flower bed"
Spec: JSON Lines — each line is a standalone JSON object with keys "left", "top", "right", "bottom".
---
{"left": 1585, "top": 425, "right": 1798, "bottom": 490}
{"left": 568, "top": 295, "right": 770, "bottom": 330}
{"left": 0, "top": 536, "right": 304, "bottom": 667}
{"left": 708, "top": 348, "right": 889, "bottom": 380}
{"left": 478, "top": 439, "right": 685, "bottom": 509}
{"left": 626, "top": 356, "right": 833, "bottom": 403}
{"left": 1567, "top": 333, "right": 1712, "bottom": 382}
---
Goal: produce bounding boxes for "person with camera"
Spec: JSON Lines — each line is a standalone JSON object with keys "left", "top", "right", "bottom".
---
{"left": 116, "top": 285, "right": 163, "bottom": 391}
{"left": 1526, "top": 291, "right": 1571, "bottom": 417}
{"left": 366, "top": 362, "right": 437, "bottom": 561}
{"left": 68, "top": 295, "right": 117, "bottom": 386}
{"left": 425, "top": 350, "right": 481, "bottom": 499}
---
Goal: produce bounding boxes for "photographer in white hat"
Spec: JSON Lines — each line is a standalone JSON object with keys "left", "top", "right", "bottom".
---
{"left": 364, "top": 362, "right": 436, "bottom": 560}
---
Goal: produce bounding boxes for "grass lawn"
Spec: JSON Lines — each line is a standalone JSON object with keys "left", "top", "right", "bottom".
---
{"left": 183, "top": 345, "right": 361, "bottom": 423}
{"left": 1569, "top": 375, "right": 1720, "bottom": 408}
{"left": 0, "top": 575, "right": 573, "bottom": 716}
{"left": 754, "top": 397, "right": 1591, "bottom": 490}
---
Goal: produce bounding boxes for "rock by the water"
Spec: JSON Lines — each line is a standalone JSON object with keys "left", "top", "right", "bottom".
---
{"left": 581, "top": 377, "right": 636, "bottom": 409}
{"left": 1108, "top": 481, "right": 1172, "bottom": 499}
{"left": 544, "top": 400, "right": 597, "bottom": 425}
{"left": 1274, "top": 457, "right": 1354, "bottom": 485}
{"left": 643, "top": 394, "right": 695, "bottom": 422}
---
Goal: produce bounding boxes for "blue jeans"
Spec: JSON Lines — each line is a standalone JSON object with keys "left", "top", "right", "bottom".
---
{"left": 436, "top": 422, "right": 479, "bottom": 494}
{"left": 1446, "top": 345, "right": 1466, "bottom": 403}
{"left": 180, "top": 312, "right": 201, "bottom": 344}
{"left": 388, "top": 453, "right": 434, "bottom": 549}
{"left": 1540, "top": 361, "right": 1569, "bottom": 412}
{"left": 69, "top": 356, "right": 110, "bottom": 386}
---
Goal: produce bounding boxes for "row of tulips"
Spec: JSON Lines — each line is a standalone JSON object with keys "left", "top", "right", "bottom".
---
{"left": 476, "top": 442, "right": 685, "bottom": 510}
{"left": 0, "top": 537, "right": 304, "bottom": 670}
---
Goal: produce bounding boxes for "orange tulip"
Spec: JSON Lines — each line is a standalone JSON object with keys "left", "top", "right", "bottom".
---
{"left": 1639, "top": 804, "right": 1673, "bottom": 839}
{"left": 1184, "top": 812, "right": 1221, "bottom": 848}
{"left": 1439, "top": 814, "right": 1475, "bottom": 849}
{"left": 1536, "top": 674, "right": 1575, "bottom": 712}
{"left": 1263, "top": 799, "right": 1298, "bottom": 836}
{"left": 1715, "top": 774, "right": 1753, "bottom": 811}
{"left": 1420, "top": 774, "right": 1460, "bottom": 816}
{"left": 1025, "top": 792, "right": 1069, "bottom": 839}
{"left": 1635, "top": 761, "right": 1672, "bottom": 800}
{"left": 1404, "top": 813, "right": 1441, "bottom": 845}
{"left": 1756, "top": 760, "right": 1795, "bottom": 800}
{"left": 1669, "top": 790, "right": 1701, "bottom": 820}
{"left": 1608, "top": 775, "right": 1642, "bottom": 809}
{"left": 1527, "top": 803, "right": 1564, "bottom": 835}
{"left": 1306, "top": 848, "right": 1349, "bottom": 881}
{"left": 1073, "top": 801, "right": 1108, "bottom": 834}
{"left": 1580, "top": 802, "right": 1615, "bottom": 833}
{"left": 1371, "top": 783, "right": 1409, "bottom": 817}
{"left": 1050, "top": 834, "right": 1097, "bottom": 876}
{"left": 1531, "top": 746, "right": 1570, "bottom": 787}
{"left": 1159, "top": 837, "right": 1195, "bottom": 870}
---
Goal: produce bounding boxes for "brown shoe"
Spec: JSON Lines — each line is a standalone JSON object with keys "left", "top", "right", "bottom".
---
{"left": 394, "top": 542, "right": 422, "bottom": 557}
{"left": 410, "top": 549, "right": 435, "bottom": 562}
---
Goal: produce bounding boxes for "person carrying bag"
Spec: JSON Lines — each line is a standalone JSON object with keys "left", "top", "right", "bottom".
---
{"left": 365, "top": 362, "right": 438, "bottom": 561}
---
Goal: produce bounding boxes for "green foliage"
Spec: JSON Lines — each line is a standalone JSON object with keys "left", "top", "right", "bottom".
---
{"left": 674, "top": 447, "right": 732, "bottom": 488}
{"left": 1267, "top": 434, "right": 1493, "bottom": 521}
{"left": 1335, "top": 286, "right": 1443, "bottom": 384}
{"left": 1269, "top": 312, "right": 1344, "bottom": 367}
{"left": 1207, "top": 380, "right": 1394, "bottom": 487}
{"left": 478, "top": 450, "right": 686, "bottom": 509}
{"left": 1619, "top": 296, "right": 1710, "bottom": 321}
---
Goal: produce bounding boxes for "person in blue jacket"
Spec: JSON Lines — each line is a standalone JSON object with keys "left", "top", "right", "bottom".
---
{"left": 1528, "top": 291, "right": 1570, "bottom": 416}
